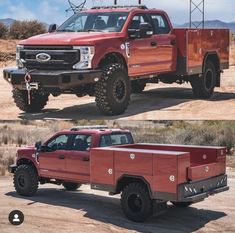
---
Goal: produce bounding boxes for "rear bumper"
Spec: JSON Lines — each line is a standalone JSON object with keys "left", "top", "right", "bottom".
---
{"left": 3, "top": 68, "right": 102, "bottom": 91}
{"left": 178, "top": 174, "right": 228, "bottom": 202}
{"left": 8, "top": 164, "right": 17, "bottom": 173}
{"left": 153, "top": 174, "right": 229, "bottom": 202}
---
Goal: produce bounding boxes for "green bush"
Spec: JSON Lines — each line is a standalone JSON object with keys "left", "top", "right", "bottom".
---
{"left": 0, "top": 22, "right": 8, "bottom": 38}
{"left": 9, "top": 20, "right": 46, "bottom": 39}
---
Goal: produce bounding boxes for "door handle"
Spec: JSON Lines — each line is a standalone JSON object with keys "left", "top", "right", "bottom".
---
{"left": 58, "top": 155, "right": 65, "bottom": 160}
{"left": 82, "top": 157, "right": 90, "bottom": 162}
{"left": 151, "top": 41, "right": 157, "bottom": 47}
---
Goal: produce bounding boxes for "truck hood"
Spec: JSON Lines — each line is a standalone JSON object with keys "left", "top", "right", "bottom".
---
{"left": 19, "top": 32, "right": 124, "bottom": 46}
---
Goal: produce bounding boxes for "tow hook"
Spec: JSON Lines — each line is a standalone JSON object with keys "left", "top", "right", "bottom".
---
{"left": 24, "top": 69, "right": 38, "bottom": 105}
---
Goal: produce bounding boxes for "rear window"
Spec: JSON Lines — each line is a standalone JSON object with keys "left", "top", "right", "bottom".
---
{"left": 150, "top": 14, "right": 170, "bottom": 34}
{"left": 100, "top": 133, "right": 133, "bottom": 147}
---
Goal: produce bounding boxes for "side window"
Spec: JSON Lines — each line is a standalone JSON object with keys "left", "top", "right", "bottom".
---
{"left": 100, "top": 133, "right": 133, "bottom": 147}
{"left": 110, "top": 134, "right": 131, "bottom": 145}
{"left": 72, "top": 134, "right": 91, "bottom": 151}
{"left": 128, "top": 14, "right": 148, "bottom": 30}
{"left": 100, "top": 135, "right": 112, "bottom": 147}
{"left": 47, "top": 135, "right": 69, "bottom": 151}
{"left": 150, "top": 14, "right": 170, "bottom": 34}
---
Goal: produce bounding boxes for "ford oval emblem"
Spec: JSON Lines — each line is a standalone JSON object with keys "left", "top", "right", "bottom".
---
{"left": 36, "top": 53, "right": 51, "bottom": 63}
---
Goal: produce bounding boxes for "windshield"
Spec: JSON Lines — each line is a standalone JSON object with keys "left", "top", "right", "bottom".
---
{"left": 58, "top": 12, "right": 129, "bottom": 33}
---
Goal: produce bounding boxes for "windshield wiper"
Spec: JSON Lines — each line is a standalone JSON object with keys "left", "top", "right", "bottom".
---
{"left": 57, "top": 29, "right": 75, "bottom": 32}
{"left": 87, "top": 29, "right": 104, "bottom": 32}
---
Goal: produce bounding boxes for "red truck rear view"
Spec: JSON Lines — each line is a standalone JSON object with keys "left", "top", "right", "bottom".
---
{"left": 91, "top": 143, "right": 228, "bottom": 222}
{"left": 9, "top": 127, "right": 229, "bottom": 222}
{"left": 3, "top": 2, "right": 229, "bottom": 115}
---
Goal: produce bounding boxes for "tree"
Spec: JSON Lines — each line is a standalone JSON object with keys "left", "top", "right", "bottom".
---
{"left": 9, "top": 20, "right": 46, "bottom": 39}
{"left": 0, "top": 22, "right": 8, "bottom": 38}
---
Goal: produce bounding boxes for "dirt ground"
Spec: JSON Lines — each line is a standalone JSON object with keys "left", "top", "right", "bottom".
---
{"left": 0, "top": 168, "right": 234, "bottom": 233}
{"left": 0, "top": 65, "right": 234, "bottom": 121}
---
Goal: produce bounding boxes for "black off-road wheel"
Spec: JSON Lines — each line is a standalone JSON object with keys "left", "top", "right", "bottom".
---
{"left": 12, "top": 88, "right": 49, "bottom": 113}
{"left": 190, "top": 61, "right": 216, "bottom": 99}
{"left": 14, "top": 164, "right": 39, "bottom": 197}
{"left": 63, "top": 182, "right": 81, "bottom": 191}
{"left": 95, "top": 63, "right": 131, "bottom": 115}
{"left": 121, "top": 182, "right": 152, "bottom": 222}
{"left": 171, "top": 201, "right": 193, "bottom": 208}
{"left": 131, "top": 80, "right": 146, "bottom": 94}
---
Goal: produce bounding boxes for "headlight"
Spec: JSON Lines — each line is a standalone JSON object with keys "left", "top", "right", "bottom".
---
{"left": 16, "top": 45, "right": 24, "bottom": 68}
{"left": 73, "top": 46, "right": 95, "bottom": 69}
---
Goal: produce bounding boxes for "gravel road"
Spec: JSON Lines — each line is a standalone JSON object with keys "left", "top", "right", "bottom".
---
{"left": 0, "top": 168, "right": 235, "bottom": 233}
{"left": 0, "top": 66, "right": 234, "bottom": 120}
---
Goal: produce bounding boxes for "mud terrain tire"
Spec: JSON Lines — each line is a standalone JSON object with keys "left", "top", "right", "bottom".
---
{"left": 121, "top": 182, "right": 152, "bottom": 222}
{"left": 95, "top": 63, "right": 130, "bottom": 115}
{"left": 12, "top": 88, "right": 49, "bottom": 113}
{"left": 14, "top": 164, "right": 38, "bottom": 196}
{"left": 190, "top": 61, "right": 216, "bottom": 99}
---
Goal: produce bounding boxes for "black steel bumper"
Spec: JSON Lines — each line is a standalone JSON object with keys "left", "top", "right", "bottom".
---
{"left": 8, "top": 164, "right": 17, "bottom": 173}
{"left": 153, "top": 174, "right": 229, "bottom": 202}
{"left": 3, "top": 68, "right": 102, "bottom": 91}
{"left": 178, "top": 174, "right": 229, "bottom": 202}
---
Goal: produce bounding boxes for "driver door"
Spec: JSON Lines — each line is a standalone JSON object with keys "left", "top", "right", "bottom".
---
{"left": 38, "top": 134, "right": 70, "bottom": 180}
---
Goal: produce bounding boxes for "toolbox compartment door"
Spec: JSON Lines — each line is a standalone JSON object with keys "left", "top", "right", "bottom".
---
{"left": 90, "top": 149, "right": 114, "bottom": 192}
{"left": 188, "top": 162, "right": 225, "bottom": 181}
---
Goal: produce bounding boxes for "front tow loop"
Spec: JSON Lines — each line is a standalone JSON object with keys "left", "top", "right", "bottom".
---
{"left": 24, "top": 70, "right": 36, "bottom": 105}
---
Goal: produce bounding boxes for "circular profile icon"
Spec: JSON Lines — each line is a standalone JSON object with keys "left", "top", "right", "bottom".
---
{"left": 8, "top": 210, "right": 24, "bottom": 226}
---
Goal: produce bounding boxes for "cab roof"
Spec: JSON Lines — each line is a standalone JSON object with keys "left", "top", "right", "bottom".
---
{"left": 82, "top": 5, "right": 163, "bottom": 14}
{"left": 58, "top": 128, "right": 131, "bottom": 135}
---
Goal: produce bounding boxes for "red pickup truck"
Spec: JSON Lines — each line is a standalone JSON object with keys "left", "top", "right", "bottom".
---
{"left": 9, "top": 127, "right": 229, "bottom": 222}
{"left": 3, "top": 3, "right": 229, "bottom": 115}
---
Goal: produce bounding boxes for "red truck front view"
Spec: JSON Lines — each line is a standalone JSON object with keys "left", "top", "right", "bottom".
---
{"left": 2, "top": 4, "right": 229, "bottom": 116}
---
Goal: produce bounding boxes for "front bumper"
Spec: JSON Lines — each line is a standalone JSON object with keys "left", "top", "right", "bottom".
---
{"left": 3, "top": 68, "right": 102, "bottom": 91}
{"left": 8, "top": 164, "right": 17, "bottom": 173}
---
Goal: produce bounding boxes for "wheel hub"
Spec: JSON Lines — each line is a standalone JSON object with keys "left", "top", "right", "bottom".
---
{"left": 205, "top": 69, "right": 213, "bottom": 90}
{"left": 18, "top": 175, "right": 25, "bottom": 188}
{"left": 128, "top": 194, "right": 142, "bottom": 213}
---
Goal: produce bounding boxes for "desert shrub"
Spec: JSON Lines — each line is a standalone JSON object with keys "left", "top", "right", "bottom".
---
{"left": 0, "top": 22, "right": 8, "bottom": 38}
{"left": 9, "top": 20, "right": 46, "bottom": 39}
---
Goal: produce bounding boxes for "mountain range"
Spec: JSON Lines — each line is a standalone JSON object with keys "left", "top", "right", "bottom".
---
{"left": 0, "top": 18, "right": 235, "bottom": 32}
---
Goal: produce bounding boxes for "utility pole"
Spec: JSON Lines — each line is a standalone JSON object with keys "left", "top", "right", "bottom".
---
{"left": 189, "top": 0, "right": 205, "bottom": 28}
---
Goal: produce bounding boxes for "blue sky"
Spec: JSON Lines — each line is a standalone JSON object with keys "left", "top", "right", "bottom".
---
{"left": 0, "top": 0, "right": 234, "bottom": 25}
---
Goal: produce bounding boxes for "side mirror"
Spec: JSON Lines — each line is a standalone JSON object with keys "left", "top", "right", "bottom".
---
{"left": 48, "top": 24, "right": 57, "bottom": 33}
{"left": 139, "top": 22, "right": 153, "bottom": 38}
{"left": 35, "top": 141, "right": 42, "bottom": 150}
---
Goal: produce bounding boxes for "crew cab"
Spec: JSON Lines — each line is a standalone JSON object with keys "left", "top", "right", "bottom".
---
{"left": 3, "top": 1, "right": 230, "bottom": 115}
{"left": 9, "top": 127, "right": 133, "bottom": 191}
{"left": 9, "top": 127, "right": 229, "bottom": 222}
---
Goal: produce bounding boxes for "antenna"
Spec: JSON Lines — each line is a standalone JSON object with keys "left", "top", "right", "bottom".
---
{"left": 189, "top": 0, "right": 205, "bottom": 28}
{"left": 66, "top": 0, "right": 87, "bottom": 14}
